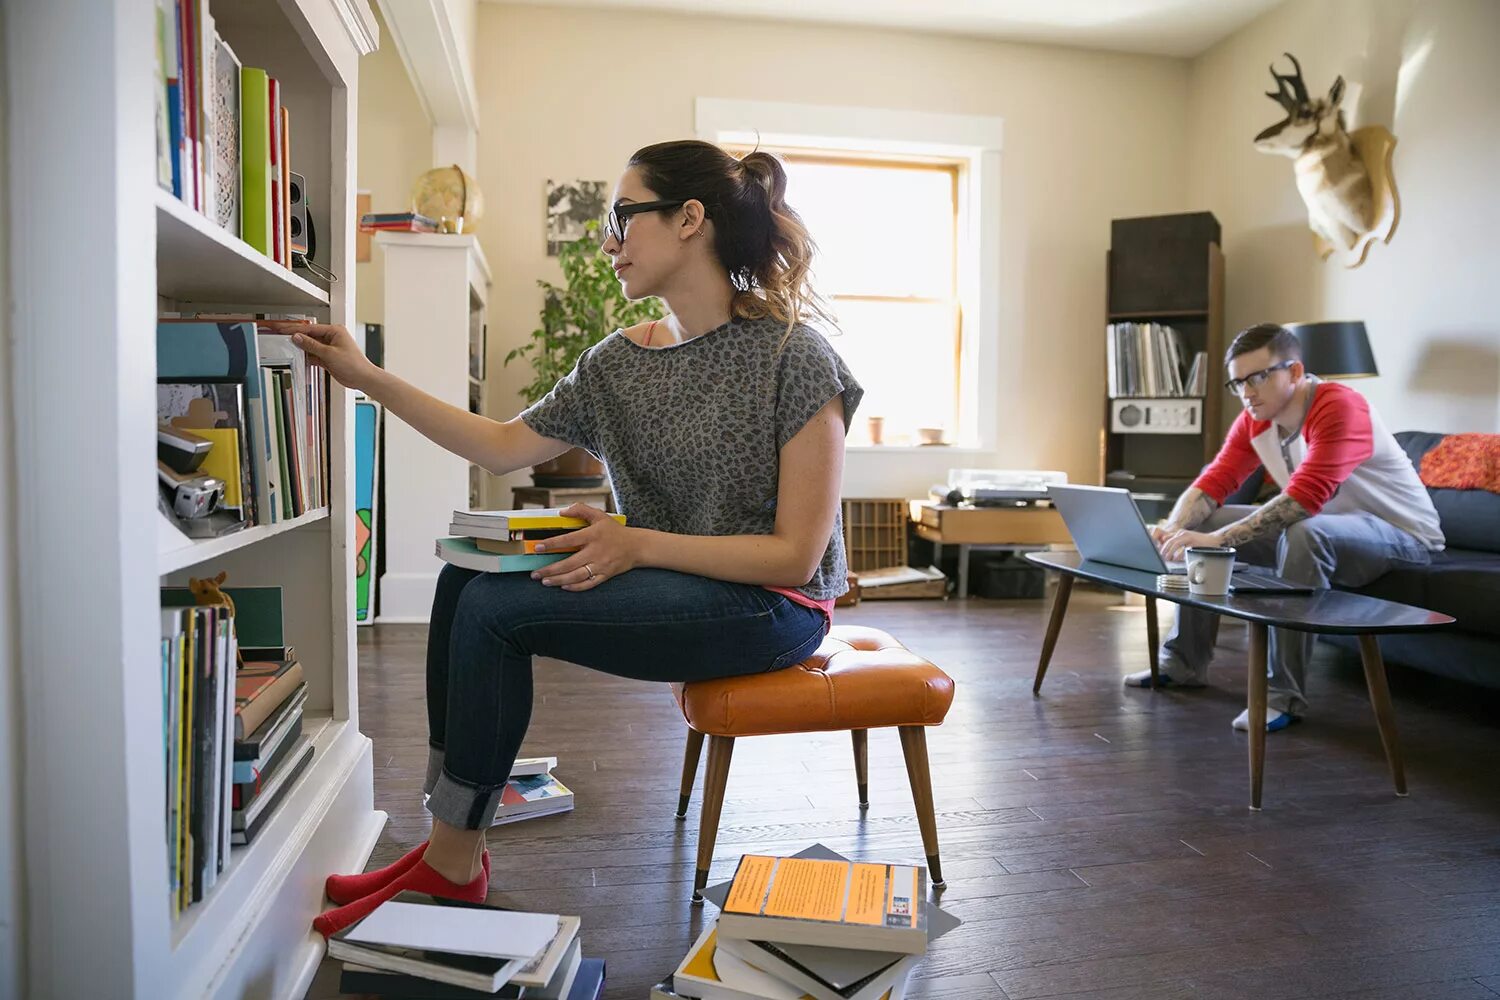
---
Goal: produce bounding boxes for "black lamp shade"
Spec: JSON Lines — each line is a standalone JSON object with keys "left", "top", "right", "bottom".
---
{"left": 1285, "top": 321, "right": 1378, "bottom": 379}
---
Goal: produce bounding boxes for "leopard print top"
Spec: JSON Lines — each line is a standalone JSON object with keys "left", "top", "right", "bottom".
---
{"left": 519, "top": 316, "right": 863, "bottom": 601}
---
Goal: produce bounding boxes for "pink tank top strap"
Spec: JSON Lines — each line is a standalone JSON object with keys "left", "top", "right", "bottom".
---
{"left": 643, "top": 320, "right": 658, "bottom": 347}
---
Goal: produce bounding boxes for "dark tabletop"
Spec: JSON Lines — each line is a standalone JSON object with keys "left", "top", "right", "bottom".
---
{"left": 1027, "top": 550, "right": 1456, "bottom": 635}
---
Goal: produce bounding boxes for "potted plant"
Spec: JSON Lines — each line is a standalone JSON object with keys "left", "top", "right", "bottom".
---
{"left": 506, "top": 220, "right": 663, "bottom": 486}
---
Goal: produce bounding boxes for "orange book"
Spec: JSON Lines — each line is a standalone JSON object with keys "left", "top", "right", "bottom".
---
{"left": 474, "top": 537, "right": 579, "bottom": 555}
{"left": 718, "top": 854, "right": 927, "bottom": 954}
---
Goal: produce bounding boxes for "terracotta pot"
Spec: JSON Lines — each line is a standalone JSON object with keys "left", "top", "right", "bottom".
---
{"left": 531, "top": 446, "right": 606, "bottom": 487}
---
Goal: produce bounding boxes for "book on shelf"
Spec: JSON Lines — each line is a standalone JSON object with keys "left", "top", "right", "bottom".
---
{"left": 159, "top": 598, "right": 238, "bottom": 916}
{"left": 234, "top": 683, "right": 307, "bottom": 762}
{"left": 232, "top": 712, "right": 302, "bottom": 799}
{"left": 717, "top": 855, "right": 928, "bottom": 955}
{"left": 231, "top": 735, "right": 313, "bottom": 845}
{"left": 359, "top": 211, "right": 439, "bottom": 233}
{"left": 1106, "top": 322, "right": 1203, "bottom": 399}
{"left": 231, "top": 657, "right": 304, "bottom": 740}
{"left": 327, "top": 891, "right": 578, "bottom": 994}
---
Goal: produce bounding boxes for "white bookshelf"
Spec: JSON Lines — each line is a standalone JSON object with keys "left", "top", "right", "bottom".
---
{"left": 7, "top": 1, "right": 384, "bottom": 998}
{"left": 376, "top": 231, "right": 491, "bottom": 621}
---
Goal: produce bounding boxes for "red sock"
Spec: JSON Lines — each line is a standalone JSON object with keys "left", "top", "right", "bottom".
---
{"left": 325, "top": 845, "right": 490, "bottom": 905}
{"left": 313, "top": 859, "right": 490, "bottom": 938}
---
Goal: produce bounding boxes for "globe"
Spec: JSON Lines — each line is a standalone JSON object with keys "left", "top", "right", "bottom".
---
{"left": 412, "top": 164, "right": 484, "bottom": 234}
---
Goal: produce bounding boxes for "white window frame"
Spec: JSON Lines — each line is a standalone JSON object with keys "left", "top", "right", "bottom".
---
{"left": 696, "top": 97, "right": 1004, "bottom": 451}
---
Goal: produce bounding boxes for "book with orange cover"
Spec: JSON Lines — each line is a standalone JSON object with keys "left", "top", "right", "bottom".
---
{"left": 234, "top": 658, "right": 304, "bottom": 741}
{"left": 717, "top": 855, "right": 927, "bottom": 955}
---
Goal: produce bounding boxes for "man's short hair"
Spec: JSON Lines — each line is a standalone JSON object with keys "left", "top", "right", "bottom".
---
{"left": 1225, "top": 323, "right": 1302, "bottom": 366}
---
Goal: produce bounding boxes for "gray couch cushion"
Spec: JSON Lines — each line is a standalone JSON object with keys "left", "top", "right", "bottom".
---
{"left": 1351, "top": 547, "right": 1500, "bottom": 637}
{"left": 1394, "top": 431, "right": 1500, "bottom": 554}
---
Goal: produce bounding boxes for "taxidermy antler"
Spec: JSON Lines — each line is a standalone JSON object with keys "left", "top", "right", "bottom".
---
{"left": 1253, "top": 53, "right": 1398, "bottom": 267}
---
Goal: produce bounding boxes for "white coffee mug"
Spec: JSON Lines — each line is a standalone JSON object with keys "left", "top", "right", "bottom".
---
{"left": 1185, "top": 546, "right": 1236, "bottom": 596}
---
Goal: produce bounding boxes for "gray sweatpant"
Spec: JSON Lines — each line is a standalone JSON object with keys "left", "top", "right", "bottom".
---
{"left": 1160, "top": 505, "right": 1433, "bottom": 715}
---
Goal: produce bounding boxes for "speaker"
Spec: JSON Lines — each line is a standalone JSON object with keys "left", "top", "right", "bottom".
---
{"left": 288, "top": 171, "right": 308, "bottom": 255}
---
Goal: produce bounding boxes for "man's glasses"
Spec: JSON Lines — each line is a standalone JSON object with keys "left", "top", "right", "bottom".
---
{"left": 602, "top": 200, "right": 686, "bottom": 244}
{"left": 1225, "top": 360, "right": 1295, "bottom": 396}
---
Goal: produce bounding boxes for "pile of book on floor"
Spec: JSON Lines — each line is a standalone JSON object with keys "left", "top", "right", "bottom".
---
{"left": 437, "top": 508, "right": 626, "bottom": 574}
{"left": 329, "top": 890, "right": 604, "bottom": 999}
{"left": 422, "top": 757, "right": 575, "bottom": 828}
{"left": 653, "top": 845, "right": 961, "bottom": 1000}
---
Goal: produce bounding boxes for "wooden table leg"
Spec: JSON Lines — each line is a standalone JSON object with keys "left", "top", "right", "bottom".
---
{"left": 1358, "top": 634, "right": 1408, "bottom": 796}
{"left": 1145, "top": 596, "right": 1160, "bottom": 688}
{"left": 1032, "top": 573, "right": 1074, "bottom": 695}
{"left": 1247, "top": 623, "right": 1268, "bottom": 811}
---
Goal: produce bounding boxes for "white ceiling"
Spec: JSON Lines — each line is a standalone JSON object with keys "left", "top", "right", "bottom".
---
{"left": 491, "top": 0, "right": 1284, "bottom": 58}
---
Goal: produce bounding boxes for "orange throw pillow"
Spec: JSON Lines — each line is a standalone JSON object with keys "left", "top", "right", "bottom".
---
{"left": 1419, "top": 433, "right": 1500, "bottom": 492}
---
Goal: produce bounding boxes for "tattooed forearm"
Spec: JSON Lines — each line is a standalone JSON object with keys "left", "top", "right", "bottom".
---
{"left": 1164, "top": 487, "right": 1219, "bottom": 532}
{"left": 1215, "top": 493, "right": 1310, "bottom": 547}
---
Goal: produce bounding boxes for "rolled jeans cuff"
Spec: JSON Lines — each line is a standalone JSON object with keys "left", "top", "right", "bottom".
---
{"left": 424, "top": 744, "right": 446, "bottom": 795}
{"left": 426, "top": 767, "right": 505, "bottom": 830}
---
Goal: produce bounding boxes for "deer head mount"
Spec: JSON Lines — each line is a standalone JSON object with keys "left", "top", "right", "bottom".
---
{"left": 1253, "top": 53, "right": 1399, "bottom": 268}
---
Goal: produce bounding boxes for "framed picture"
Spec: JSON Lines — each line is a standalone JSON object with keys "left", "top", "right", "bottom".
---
{"left": 545, "top": 179, "right": 607, "bottom": 255}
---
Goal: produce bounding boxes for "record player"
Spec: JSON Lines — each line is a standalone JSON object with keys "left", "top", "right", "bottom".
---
{"left": 930, "top": 468, "right": 1068, "bottom": 508}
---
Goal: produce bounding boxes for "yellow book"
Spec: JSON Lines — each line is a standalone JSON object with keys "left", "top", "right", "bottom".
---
{"left": 672, "top": 922, "right": 902, "bottom": 1000}
{"left": 449, "top": 507, "right": 625, "bottom": 533}
{"left": 718, "top": 855, "right": 928, "bottom": 955}
{"left": 189, "top": 427, "right": 245, "bottom": 511}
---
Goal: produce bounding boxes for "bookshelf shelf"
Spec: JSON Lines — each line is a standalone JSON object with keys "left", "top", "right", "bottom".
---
{"left": 156, "top": 188, "right": 329, "bottom": 308}
{"left": 158, "top": 506, "right": 330, "bottom": 575}
{"left": 1106, "top": 308, "right": 1210, "bottom": 321}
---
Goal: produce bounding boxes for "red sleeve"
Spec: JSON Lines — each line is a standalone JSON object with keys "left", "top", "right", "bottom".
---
{"left": 1284, "top": 385, "right": 1374, "bottom": 514}
{"left": 1192, "top": 409, "right": 1262, "bottom": 504}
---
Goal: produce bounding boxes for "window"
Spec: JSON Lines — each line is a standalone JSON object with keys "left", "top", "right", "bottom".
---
{"left": 763, "top": 152, "right": 962, "bottom": 446}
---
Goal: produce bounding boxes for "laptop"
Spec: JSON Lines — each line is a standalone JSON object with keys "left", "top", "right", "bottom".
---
{"left": 1047, "top": 484, "right": 1310, "bottom": 593}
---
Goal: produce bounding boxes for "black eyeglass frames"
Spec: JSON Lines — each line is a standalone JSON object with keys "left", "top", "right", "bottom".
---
{"left": 1225, "top": 360, "right": 1295, "bottom": 395}
{"left": 602, "top": 200, "right": 686, "bottom": 244}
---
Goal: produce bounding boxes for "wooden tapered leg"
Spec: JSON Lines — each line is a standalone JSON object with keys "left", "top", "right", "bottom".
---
{"left": 1247, "top": 623, "right": 1268, "bottom": 811}
{"left": 1358, "top": 634, "right": 1408, "bottom": 796}
{"left": 676, "top": 728, "right": 705, "bottom": 819}
{"left": 1145, "top": 596, "right": 1160, "bottom": 688}
{"left": 1033, "top": 573, "right": 1074, "bottom": 695}
{"left": 898, "top": 726, "right": 944, "bottom": 889}
{"left": 852, "top": 729, "right": 869, "bottom": 810}
{"left": 692, "top": 735, "right": 734, "bottom": 903}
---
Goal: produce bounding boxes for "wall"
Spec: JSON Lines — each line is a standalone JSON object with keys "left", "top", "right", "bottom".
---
{"left": 0, "top": 3, "right": 24, "bottom": 993}
{"left": 472, "top": 3, "right": 1192, "bottom": 498}
{"left": 356, "top": 4, "right": 433, "bottom": 325}
{"left": 1186, "top": 0, "right": 1500, "bottom": 434}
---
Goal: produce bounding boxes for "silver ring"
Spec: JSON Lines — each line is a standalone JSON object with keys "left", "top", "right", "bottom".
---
{"left": 584, "top": 563, "right": 596, "bottom": 580}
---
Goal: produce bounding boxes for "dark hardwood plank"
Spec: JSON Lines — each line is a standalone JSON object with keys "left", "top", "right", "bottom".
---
{"left": 306, "top": 588, "right": 1500, "bottom": 1000}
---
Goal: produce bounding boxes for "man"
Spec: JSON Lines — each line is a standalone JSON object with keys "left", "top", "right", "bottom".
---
{"left": 1128, "top": 323, "right": 1444, "bottom": 731}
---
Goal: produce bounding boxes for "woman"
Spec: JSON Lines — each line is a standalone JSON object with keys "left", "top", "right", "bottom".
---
{"left": 295, "top": 140, "right": 863, "bottom": 936}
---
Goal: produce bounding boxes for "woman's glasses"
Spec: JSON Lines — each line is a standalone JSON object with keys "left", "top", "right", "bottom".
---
{"left": 1224, "top": 360, "right": 1295, "bottom": 396}
{"left": 602, "top": 200, "right": 686, "bottom": 244}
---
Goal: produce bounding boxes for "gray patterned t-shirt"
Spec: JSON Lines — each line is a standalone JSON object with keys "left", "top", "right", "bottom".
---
{"left": 519, "top": 316, "right": 863, "bottom": 602}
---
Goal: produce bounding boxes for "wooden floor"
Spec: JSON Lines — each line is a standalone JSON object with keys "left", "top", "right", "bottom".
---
{"left": 307, "top": 588, "right": 1500, "bottom": 1000}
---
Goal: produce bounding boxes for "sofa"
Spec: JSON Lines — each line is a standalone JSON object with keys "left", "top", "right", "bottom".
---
{"left": 1228, "top": 431, "right": 1500, "bottom": 689}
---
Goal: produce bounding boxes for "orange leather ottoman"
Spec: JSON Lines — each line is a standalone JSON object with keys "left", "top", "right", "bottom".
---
{"left": 673, "top": 625, "right": 955, "bottom": 901}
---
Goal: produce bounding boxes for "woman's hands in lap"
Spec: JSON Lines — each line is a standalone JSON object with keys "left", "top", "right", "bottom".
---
{"left": 531, "top": 503, "right": 641, "bottom": 592}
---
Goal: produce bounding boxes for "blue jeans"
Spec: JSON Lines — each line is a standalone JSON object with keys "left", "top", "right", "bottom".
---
{"left": 1161, "top": 506, "right": 1433, "bottom": 715}
{"left": 422, "top": 564, "right": 828, "bottom": 829}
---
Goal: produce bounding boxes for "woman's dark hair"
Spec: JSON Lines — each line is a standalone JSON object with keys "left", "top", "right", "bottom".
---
{"left": 1225, "top": 322, "right": 1303, "bottom": 366}
{"left": 626, "top": 140, "right": 833, "bottom": 337}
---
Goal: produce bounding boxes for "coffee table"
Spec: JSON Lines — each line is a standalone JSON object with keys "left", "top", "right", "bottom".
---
{"left": 1025, "top": 551, "right": 1456, "bottom": 809}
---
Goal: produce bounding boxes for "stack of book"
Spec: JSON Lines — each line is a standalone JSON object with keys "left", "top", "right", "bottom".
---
{"left": 360, "top": 211, "right": 440, "bottom": 234}
{"left": 1106, "top": 322, "right": 1208, "bottom": 399}
{"left": 230, "top": 647, "right": 310, "bottom": 847}
{"left": 154, "top": 0, "right": 299, "bottom": 268}
{"left": 329, "top": 891, "right": 604, "bottom": 1000}
{"left": 158, "top": 318, "right": 330, "bottom": 538}
{"left": 436, "top": 508, "right": 627, "bottom": 574}
{"left": 654, "top": 846, "right": 961, "bottom": 1000}
{"left": 421, "top": 757, "right": 575, "bottom": 828}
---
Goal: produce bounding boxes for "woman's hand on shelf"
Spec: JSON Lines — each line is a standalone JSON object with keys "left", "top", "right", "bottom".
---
{"left": 263, "top": 321, "right": 377, "bottom": 393}
{"left": 530, "top": 504, "right": 642, "bottom": 592}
